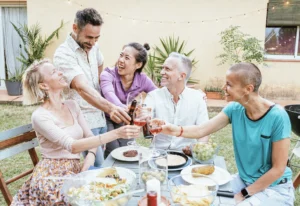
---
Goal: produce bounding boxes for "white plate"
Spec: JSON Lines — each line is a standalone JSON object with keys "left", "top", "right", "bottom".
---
{"left": 168, "top": 156, "right": 193, "bottom": 171}
{"left": 80, "top": 167, "right": 136, "bottom": 185}
{"left": 111, "top": 146, "right": 150, "bottom": 162}
{"left": 148, "top": 156, "right": 193, "bottom": 171}
{"left": 180, "top": 164, "right": 231, "bottom": 186}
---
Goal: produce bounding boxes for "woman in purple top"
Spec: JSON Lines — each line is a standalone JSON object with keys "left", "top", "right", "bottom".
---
{"left": 100, "top": 42, "right": 156, "bottom": 156}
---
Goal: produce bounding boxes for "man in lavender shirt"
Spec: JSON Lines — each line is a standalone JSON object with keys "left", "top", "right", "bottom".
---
{"left": 100, "top": 42, "right": 156, "bottom": 156}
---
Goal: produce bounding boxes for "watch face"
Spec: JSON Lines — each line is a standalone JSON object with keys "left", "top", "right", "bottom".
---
{"left": 241, "top": 188, "right": 249, "bottom": 198}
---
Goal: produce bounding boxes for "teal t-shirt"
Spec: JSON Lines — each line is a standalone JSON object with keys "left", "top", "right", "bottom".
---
{"left": 223, "top": 102, "right": 292, "bottom": 186}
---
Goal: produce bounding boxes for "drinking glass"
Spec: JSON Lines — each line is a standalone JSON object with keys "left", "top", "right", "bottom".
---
{"left": 126, "top": 92, "right": 142, "bottom": 108}
{"left": 126, "top": 92, "right": 143, "bottom": 147}
{"left": 127, "top": 107, "right": 150, "bottom": 147}
{"left": 148, "top": 117, "right": 162, "bottom": 156}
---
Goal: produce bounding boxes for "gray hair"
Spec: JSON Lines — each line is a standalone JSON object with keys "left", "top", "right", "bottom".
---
{"left": 168, "top": 52, "right": 192, "bottom": 82}
{"left": 229, "top": 63, "right": 262, "bottom": 92}
{"left": 74, "top": 8, "right": 103, "bottom": 30}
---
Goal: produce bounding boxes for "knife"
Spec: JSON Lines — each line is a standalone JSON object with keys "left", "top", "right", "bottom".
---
{"left": 217, "top": 190, "right": 234, "bottom": 198}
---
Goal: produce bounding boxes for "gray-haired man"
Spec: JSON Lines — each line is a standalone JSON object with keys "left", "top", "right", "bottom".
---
{"left": 144, "top": 52, "right": 209, "bottom": 150}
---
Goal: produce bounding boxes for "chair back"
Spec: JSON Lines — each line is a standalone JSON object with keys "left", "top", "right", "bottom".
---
{"left": 0, "top": 124, "right": 39, "bottom": 205}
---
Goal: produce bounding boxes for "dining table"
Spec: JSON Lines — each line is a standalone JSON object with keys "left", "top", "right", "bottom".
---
{"left": 102, "top": 151, "right": 236, "bottom": 206}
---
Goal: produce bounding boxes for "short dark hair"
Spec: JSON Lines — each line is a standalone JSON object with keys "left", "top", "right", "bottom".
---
{"left": 75, "top": 8, "right": 103, "bottom": 30}
{"left": 229, "top": 62, "right": 262, "bottom": 92}
{"left": 125, "top": 43, "right": 150, "bottom": 73}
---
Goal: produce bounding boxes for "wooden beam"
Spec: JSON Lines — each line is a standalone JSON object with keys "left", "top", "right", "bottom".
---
{"left": 0, "top": 139, "right": 39, "bottom": 161}
{"left": 294, "top": 171, "right": 300, "bottom": 189}
{"left": 28, "top": 148, "right": 39, "bottom": 166}
{"left": 6, "top": 168, "right": 33, "bottom": 185}
{"left": 0, "top": 124, "right": 32, "bottom": 142}
{"left": 0, "top": 170, "right": 12, "bottom": 205}
{"left": 0, "top": 131, "right": 36, "bottom": 150}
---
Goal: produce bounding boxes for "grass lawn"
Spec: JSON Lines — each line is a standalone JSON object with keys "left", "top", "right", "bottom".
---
{"left": 0, "top": 104, "right": 299, "bottom": 205}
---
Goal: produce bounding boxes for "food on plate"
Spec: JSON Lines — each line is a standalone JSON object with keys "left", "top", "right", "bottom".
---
{"left": 182, "top": 145, "right": 192, "bottom": 156}
{"left": 67, "top": 180, "right": 130, "bottom": 201}
{"left": 141, "top": 170, "right": 166, "bottom": 183}
{"left": 171, "top": 184, "right": 213, "bottom": 206}
{"left": 97, "top": 167, "right": 125, "bottom": 184}
{"left": 123, "top": 150, "right": 138, "bottom": 157}
{"left": 192, "top": 139, "right": 218, "bottom": 162}
{"left": 155, "top": 154, "right": 186, "bottom": 167}
{"left": 191, "top": 165, "right": 215, "bottom": 176}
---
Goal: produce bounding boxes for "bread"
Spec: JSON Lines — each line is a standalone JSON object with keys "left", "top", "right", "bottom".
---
{"left": 191, "top": 165, "right": 215, "bottom": 176}
{"left": 97, "top": 167, "right": 118, "bottom": 178}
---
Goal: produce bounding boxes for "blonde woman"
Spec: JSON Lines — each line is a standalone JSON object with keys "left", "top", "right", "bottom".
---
{"left": 11, "top": 59, "right": 140, "bottom": 205}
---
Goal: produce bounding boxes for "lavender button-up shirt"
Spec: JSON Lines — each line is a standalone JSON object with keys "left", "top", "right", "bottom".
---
{"left": 100, "top": 67, "right": 156, "bottom": 108}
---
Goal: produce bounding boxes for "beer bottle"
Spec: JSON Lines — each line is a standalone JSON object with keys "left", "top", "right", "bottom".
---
{"left": 142, "top": 104, "right": 153, "bottom": 139}
{"left": 128, "top": 100, "right": 137, "bottom": 125}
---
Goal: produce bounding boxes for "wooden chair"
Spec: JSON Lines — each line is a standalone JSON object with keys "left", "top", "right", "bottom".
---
{"left": 294, "top": 171, "right": 300, "bottom": 189}
{"left": 0, "top": 124, "right": 39, "bottom": 205}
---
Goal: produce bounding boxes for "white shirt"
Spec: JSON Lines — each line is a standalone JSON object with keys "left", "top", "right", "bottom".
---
{"left": 144, "top": 87, "right": 209, "bottom": 150}
{"left": 53, "top": 34, "right": 106, "bottom": 129}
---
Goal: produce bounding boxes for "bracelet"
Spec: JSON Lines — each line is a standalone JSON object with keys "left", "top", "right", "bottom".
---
{"left": 176, "top": 126, "right": 183, "bottom": 137}
{"left": 98, "top": 134, "right": 103, "bottom": 145}
{"left": 88, "top": 151, "right": 96, "bottom": 159}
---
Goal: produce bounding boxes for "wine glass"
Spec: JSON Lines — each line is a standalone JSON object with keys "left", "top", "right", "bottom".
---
{"left": 148, "top": 117, "right": 163, "bottom": 156}
{"left": 128, "top": 107, "right": 151, "bottom": 147}
{"left": 126, "top": 92, "right": 142, "bottom": 108}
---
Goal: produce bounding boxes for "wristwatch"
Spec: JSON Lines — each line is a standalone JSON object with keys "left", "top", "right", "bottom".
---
{"left": 241, "top": 188, "right": 251, "bottom": 199}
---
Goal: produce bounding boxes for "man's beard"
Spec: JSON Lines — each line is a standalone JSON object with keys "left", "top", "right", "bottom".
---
{"left": 75, "top": 37, "right": 91, "bottom": 51}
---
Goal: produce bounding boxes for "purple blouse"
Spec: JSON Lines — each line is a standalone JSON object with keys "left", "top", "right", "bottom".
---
{"left": 100, "top": 67, "right": 157, "bottom": 108}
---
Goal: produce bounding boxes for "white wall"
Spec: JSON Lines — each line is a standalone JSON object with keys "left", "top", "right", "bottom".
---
{"left": 25, "top": 0, "right": 300, "bottom": 90}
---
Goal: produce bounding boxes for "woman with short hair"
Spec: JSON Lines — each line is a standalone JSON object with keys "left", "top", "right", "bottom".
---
{"left": 152, "top": 62, "right": 295, "bottom": 205}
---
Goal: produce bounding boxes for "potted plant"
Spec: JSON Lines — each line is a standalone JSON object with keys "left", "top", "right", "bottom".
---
{"left": 204, "top": 85, "right": 224, "bottom": 100}
{"left": 204, "top": 77, "right": 225, "bottom": 100}
{"left": 2, "top": 21, "right": 64, "bottom": 96}
{"left": 216, "top": 25, "right": 265, "bottom": 66}
{"left": 3, "top": 66, "right": 25, "bottom": 96}
{"left": 144, "top": 35, "right": 199, "bottom": 87}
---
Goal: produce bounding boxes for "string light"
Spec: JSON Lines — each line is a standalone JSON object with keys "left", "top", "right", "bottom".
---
{"left": 65, "top": 0, "right": 292, "bottom": 25}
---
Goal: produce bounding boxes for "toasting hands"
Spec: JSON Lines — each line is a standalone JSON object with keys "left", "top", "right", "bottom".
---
{"left": 149, "top": 119, "right": 181, "bottom": 136}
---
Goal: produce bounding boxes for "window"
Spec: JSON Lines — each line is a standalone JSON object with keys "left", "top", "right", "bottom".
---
{"left": 264, "top": 26, "right": 300, "bottom": 59}
{"left": 265, "top": 0, "right": 300, "bottom": 60}
{"left": 0, "top": 6, "right": 27, "bottom": 89}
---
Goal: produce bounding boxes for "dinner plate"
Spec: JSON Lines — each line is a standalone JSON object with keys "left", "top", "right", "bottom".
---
{"left": 148, "top": 155, "right": 192, "bottom": 171}
{"left": 80, "top": 167, "right": 136, "bottom": 185}
{"left": 180, "top": 164, "right": 232, "bottom": 186}
{"left": 165, "top": 151, "right": 189, "bottom": 169}
{"left": 111, "top": 146, "right": 150, "bottom": 162}
{"left": 168, "top": 156, "right": 192, "bottom": 171}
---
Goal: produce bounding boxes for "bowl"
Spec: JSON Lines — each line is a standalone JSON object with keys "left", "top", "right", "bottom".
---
{"left": 190, "top": 141, "right": 219, "bottom": 164}
{"left": 168, "top": 174, "right": 218, "bottom": 206}
{"left": 61, "top": 167, "right": 137, "bottom": 206}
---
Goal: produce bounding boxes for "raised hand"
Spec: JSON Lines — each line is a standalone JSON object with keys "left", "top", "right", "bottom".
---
{"left": 115, "top": 125, "right": 141, "bottom": 139}
{"left": 110, "top": 105, "right": 131, "bottom": 124}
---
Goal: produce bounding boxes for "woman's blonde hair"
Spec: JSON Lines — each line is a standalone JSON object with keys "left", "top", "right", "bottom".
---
{"left": 22, "top": 59, "right": 52, "bottom": 105}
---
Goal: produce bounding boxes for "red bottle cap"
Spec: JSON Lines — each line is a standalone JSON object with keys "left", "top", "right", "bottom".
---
{"left": 147, "top": 191, "right": 157, "bottom": 206}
